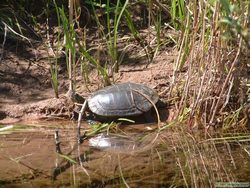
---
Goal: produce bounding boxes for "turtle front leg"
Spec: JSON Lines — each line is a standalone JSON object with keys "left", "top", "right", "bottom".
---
{"left": 77, "top": 100, "right": 88, "bottom": 144}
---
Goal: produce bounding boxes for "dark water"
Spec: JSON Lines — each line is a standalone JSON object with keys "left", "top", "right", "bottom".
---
{"left": 0, "top": 122, "right": 249, "bottom": 187}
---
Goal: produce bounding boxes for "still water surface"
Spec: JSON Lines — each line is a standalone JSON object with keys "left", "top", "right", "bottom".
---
{"left": 0, "top": 121, "right": 249, "bottom": 187}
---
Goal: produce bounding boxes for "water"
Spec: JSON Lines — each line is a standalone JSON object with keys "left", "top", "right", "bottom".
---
{"left": 0, "top": 122, "right": 249, "bottom": 187}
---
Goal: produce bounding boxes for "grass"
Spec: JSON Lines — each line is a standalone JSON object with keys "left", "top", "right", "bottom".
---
{"left": 0, "top": 124, "right": 37, "bottom": 135}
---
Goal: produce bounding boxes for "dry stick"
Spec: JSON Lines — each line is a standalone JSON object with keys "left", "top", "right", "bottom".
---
{"left": 52, "top": 137, "right": 88, "bottom": 179}
{"left": 220, "top": 76, "right": 234, "bottom": 112}
{"left": 132, "top": 89, "right": 161, "bottom": 129}
{"left": 77, "top": 100, "right": 87, "bottom": 143}
{"left": 9, "top": 157, "right": 50, "bottom": 178}
{"left": 1, "top": 21, "right": 31, "bottom": 42}
{"left": 53, "top": 108, "right": 90, "bottom": 179}
{"left": 208, "top": 39, "right": 243, "bottom": 129}
{"left": 1, "top": 21, "right": 38, "bottom": 62}
{"left": 10, "top": 157, "right": 37, "bottom": 171}
{"left": 0, "top": 22, "right": 7, "bottom": 62}
{"left": 190, "top": 1, "right": 209, "bottom": 119}
{"left": 186, "top": 0, "right": 202, "bottom": 113}
{"left": 1, "top": 21, "right": 32, "bottom": 62}
{"left": 77, "top": 144, "right": 91, "bottom": 180}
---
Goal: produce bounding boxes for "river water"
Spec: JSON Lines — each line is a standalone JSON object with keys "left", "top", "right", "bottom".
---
{"left": 0, "top": 121, "right": 249, "bottom": 187}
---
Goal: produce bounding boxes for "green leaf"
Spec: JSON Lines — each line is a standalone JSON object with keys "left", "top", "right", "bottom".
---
{"left": 118, "top": 118, "right": 135, "bottom": 123}
{"left": 219, "top": 0, "right": 231, "bottom": 15}
{"left": 58, "top": 153, "right": 77, "bottom": 164}
{"left": 220, "top": 17, "right": 232, "bottom": 25}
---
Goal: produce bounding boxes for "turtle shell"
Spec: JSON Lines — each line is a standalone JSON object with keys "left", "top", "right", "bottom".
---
{"left": 87, "top": 82, "right": 159, "bottom": 117}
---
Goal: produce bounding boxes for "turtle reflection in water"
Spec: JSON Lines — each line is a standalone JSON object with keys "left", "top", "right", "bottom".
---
{"left": 89, "top": 133, "right": 139, "bottom": 151}
{"left": 71, "top": 82, "right": 160, "bottom": 142}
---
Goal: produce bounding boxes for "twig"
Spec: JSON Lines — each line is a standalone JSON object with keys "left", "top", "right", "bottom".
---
{"left": 2, "top": 21, "right": 31, "bottom": 42}
{"left": 132, "top": 89, "right": 161, "bottom": 129}
{"left": 77, "top": 144, "right": 90, "bottom": 181}
{"left": 9, "top": 157, "right": 50, "bottom": 178}
{"left": 77, "top": 100, "right": 87, "bottom": 144}
{"left": 220, "top": 76, "right": 234, "bottom": 112}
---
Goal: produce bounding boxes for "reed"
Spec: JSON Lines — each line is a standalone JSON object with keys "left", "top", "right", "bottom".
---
{"left": 123, "top": 8, "right": 153, "bottom": 62}
{"left": 170, "top": 0, "right": 186, "bottom": 30}
{"left": 167, "top": 0, "right": 249, "bottom": 129}
{"left": 89, "top": 0, "right": 129, "bottom": 78}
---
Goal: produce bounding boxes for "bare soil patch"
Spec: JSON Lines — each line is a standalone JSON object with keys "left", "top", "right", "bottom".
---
{"left": 0, "top": 37, "right": 176, "bottom": 124}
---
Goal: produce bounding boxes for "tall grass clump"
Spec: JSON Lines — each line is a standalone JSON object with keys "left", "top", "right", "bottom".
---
{"left": 88, "top": 0, "right": 161, "bottom": 79}
{"left": 171, "top": 0, "right": 186, "bottom": 32}
{"left": 88, "top": 0, "right": 129, "bottom": 79}
{"left": 58, "top": 5, "right": 77, "bottom": 92}
{"left": 168, "top": 0, "right": 250, "bottom": 129}
{"left": 123, "top": 5, "right": 154, "bottom": 62}
{"left": 52, "top": 0, "right": 113, "bottom": 93}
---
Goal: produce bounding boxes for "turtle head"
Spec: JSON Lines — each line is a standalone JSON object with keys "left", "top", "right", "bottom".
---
{"left": 67, "top": 89, "right": 85, "bottom": 104}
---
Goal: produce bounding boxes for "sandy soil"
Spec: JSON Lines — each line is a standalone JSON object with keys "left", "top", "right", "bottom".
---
{"left": 0, "top": 35, "right": 177, "bottom": 124}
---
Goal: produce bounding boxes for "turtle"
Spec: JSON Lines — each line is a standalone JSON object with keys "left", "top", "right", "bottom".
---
{"left": 71, "top": 82, "right": 160, "bottom": 142}
{"left": 78, "top": 82, "right": 159, "bottom": 119}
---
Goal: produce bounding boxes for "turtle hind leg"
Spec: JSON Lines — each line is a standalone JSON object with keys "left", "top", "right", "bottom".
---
{"left": 143, "top": 110, "right": 155, "bottom": 123}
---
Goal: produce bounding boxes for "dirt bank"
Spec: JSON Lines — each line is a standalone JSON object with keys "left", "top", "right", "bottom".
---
{"left": 0, "top": 37, "right": 176, "bottom": 124}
